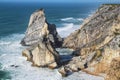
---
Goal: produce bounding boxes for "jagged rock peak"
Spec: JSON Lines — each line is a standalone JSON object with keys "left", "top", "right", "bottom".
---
{"left": 21, "top": 8, "right": 62, "bottom": 47}
{"left": 28, "top": 8, "right": 45, "bottom": 26}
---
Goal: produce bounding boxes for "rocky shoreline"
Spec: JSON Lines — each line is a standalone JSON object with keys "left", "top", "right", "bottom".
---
{"left": 21, "top": 4, "right": 120, "bottom": 80}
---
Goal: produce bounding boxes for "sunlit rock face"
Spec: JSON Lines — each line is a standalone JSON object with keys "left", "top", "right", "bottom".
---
{"left": 22, "top": 41, "right": 60, "bottom": 68}
{"left": 21, "top": 9, "right": 62, "bottom": 68}
{"left": 61, "top": 4, "right": 120, "bottom": 75}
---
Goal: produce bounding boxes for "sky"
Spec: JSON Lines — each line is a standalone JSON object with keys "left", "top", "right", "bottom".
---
{"left": 0, "top": 0, "right": 120, "bottom": 3}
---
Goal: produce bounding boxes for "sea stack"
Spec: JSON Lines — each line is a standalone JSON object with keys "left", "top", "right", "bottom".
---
{"left": 21, "top": 9, "right": 62, "bottom": 68}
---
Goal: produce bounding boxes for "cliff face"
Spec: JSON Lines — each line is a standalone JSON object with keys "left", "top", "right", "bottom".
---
{"left": 21, "top": 9, "right": 62, "bottom": 68}
{"left": 63, "top": 4, "right": 120, "bottom": 50}
{"left": 62, "top": 4, "right": 120, "bottom": 76}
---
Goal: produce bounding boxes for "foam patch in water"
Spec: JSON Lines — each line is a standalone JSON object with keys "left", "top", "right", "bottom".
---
{"left": 57, "top": 23, "right": 80, "bottom": 37}
{"left": 61, "top": 17, "right": 83, "bottom": 22}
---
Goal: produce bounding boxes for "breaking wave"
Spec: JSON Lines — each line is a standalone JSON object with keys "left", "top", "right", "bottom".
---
{"left": 57, "top": 23, "right": 80, "bottom": 37}
{"left": 61, "top": 17, "right": 84, "bottom": 22}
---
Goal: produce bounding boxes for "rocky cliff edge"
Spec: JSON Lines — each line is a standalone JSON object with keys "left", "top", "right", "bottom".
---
{"left": 61, "top": 4, "right": 120, "bottom": 79}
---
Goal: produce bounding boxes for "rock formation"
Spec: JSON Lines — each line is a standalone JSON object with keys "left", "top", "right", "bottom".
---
{"left": 21, "top": 9, "right": 62, "bottom": 68}
{"left": 61, "top": 4, "right": 120, "bottom": 76}
{"left": 21, "top": 4, "right": 120, "bottom": 79}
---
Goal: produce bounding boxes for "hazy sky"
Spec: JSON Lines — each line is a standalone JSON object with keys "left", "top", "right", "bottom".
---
{"left": 0, "top": 0, "right": 120, "bottom": 3}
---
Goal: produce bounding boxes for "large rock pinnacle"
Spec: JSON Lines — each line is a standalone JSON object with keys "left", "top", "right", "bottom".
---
{"left": 21, "top": 9, "right": 62, "bottom": 68}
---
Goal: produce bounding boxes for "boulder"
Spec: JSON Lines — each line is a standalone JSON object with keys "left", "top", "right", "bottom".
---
{"left": 31, "top": 41, "right": 60, "bottom": 68}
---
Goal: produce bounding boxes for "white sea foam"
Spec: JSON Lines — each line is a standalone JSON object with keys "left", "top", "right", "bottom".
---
{"left": 61, "top": 17, "right": 74, "bottom": 21}
{"left": 0, "top": 34, "right": 63, "bottom": 80}
{"left": 63, "top": 71, "right": 104, "bottom": 80}
{"left": 0, "top": 27, "right": 104, "bottom": 80}
{"left": 0, "top": 54, "right": 62, "bottom": 80}
{"left": 57, "top": 23, "right": 80, "bottom": 37}
{"left": 0, "top": 53, "right": 104, "bottom": 80}
{"left": 76, "top": 18, "right": 84, "bottom": 21}
{"left": 61, "top": 17, "right": 84, "bottom": 22}
{"left": 0, "top": 34, "right": 24, "bottom": 54}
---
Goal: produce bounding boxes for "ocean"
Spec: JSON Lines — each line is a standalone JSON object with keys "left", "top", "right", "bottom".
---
{"left": 0, "top": 2, "right": 103, "bottom": 80}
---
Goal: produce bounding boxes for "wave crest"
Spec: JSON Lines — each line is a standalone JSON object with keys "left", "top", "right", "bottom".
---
{"left": 57, "top": 23, "right": 80, "bottom": 38}
{"left": 61, "top": 17, "right": 84, "bottom": 22}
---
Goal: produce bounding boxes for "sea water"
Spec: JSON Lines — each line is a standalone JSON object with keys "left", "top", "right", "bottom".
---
{"left": 0, "top": 2, "right": 104, "bottom": 80}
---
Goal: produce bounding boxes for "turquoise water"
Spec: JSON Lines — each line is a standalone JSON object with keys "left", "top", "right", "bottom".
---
{"left": 0, "top": 2, "right": 101, "bottom": 80}
{"left": 0, "top": 63, "right": 11, "bottom": 79}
